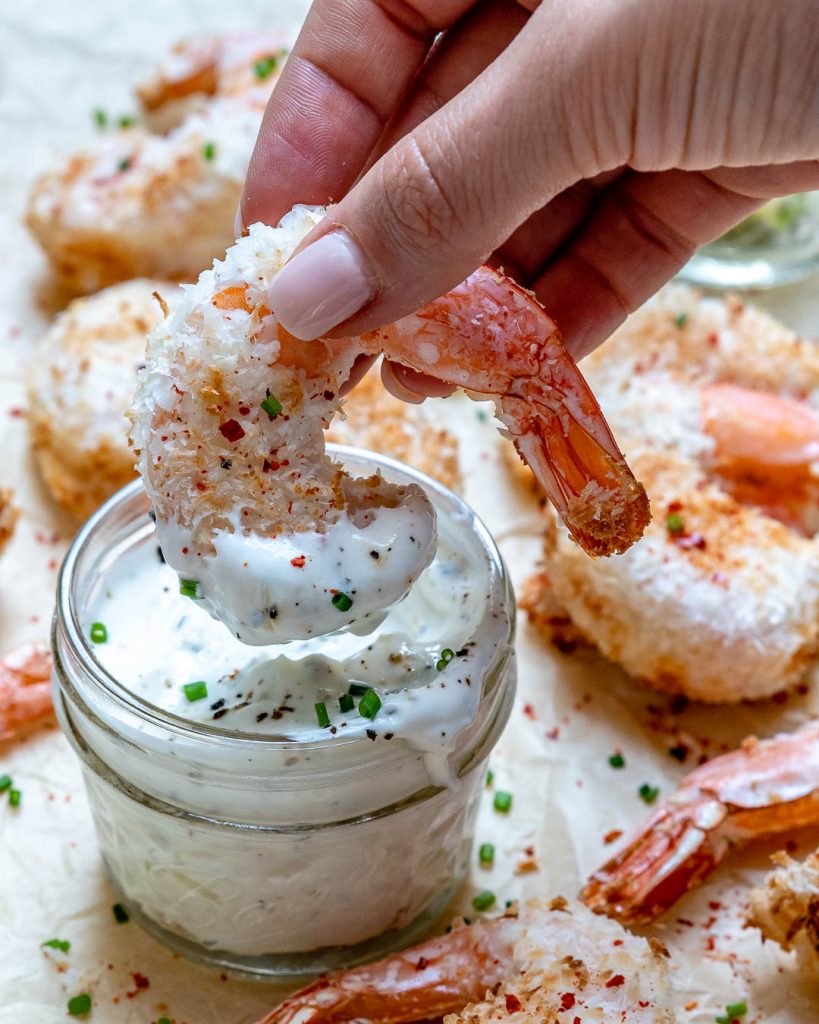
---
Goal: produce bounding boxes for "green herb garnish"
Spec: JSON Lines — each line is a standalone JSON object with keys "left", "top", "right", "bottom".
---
{"left": 112, "top": 902, "right": 129, "bottom": 924}
{"left": 9, "top": 789, "right": 21, "bottom": 808}
{"left": 0, "top": 774, "right": 12, "bottom": 792}
{"left": 93, "top": 108, "right": 107, "bottom": 128}
{"left": 436, "top": 647, "right": 455, "bottom": 672}
{"left": 41, "top": 938, "right": 71, "bottom": 953}
{"left": 348, "top": 682, "right": 369, "bottom": 697}
{"left": 261, "top": 393, "right": 283, "bottom": 418}
{"left": 315, "top": 702, "right": 331, "bottom": 728}
{"left": 202, "top": 140, "right": 217, "bottom": 161}
{"left": 331, "top": 591, "right": 353, "bottom": 612}
{"left": 179, "top": 578, "right": 200, "bottom": 599}
{"left": 674, "top": 313, "right": 689, "bottom": 329}
{"left": 486, "top": 769, "right": 494, "bottom": 787}
{"left": 182, "top": 681, "right": 208, "bottom": 703}
{"left": 716, "top": 1002, "right": 748, "bottom": 1024}
{"left": 639, "top": 783, "right": 660, "bottom": 804}
{"left": 493, "top": 790, "right": 513, "bottom": 813}
{"left": 478, "top": 843, "right": 495, "bottom": 866}
{"left": 666, "top": 513, "right": 685, "bottom": 535}
{"left": 338, "top": 693, "right": 354, "bottom": 714}
{"left": 253, "top": 54, "right": 279, "bottom": 79}
{"left": 668, "top": 744, "right": 688, "bottom": 762}
{"left": 67, "top": 993, "right": 92, "bottom": 1016}
{"left": 90, "top": 622, "right": 108, "bottom": 644}
{"left": 608, "top": 752, "right": 626, "bottom": 769}
{"left": 471, "top": 890, "right": 496, "bottom": 912}
{"left": 117, "top": 156, "right": 132, "bottom": 173}
{"left": 117, "top": 114, "right": 136, "bottom": 129}
{"left": 358, "top": 689, "right": 381, "bottom": 720}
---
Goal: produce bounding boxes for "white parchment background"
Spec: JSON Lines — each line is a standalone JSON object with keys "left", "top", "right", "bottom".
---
{"left": 1, "top": 2, "right": 818, "bottom": 1021}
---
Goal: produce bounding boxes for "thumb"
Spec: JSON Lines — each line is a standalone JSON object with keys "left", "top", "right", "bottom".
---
{"left": 267, "top": 3, "right": 611, "bottom": 340}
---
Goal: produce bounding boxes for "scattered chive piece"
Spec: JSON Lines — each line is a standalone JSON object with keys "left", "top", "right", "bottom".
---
{"left": 478, "top": 843, "right": 495, "bottom": 866}
{"left": 179, "top": 578, "right": 199, "bottom": 599}
{"left": 90, "top": 622, "right": 108, "bottom": 644}
{"left": 9, "top": 789, "right": 21, "bottom": 808}
{"left": 0, "top": 774, "right": 11, "bottom": 792}
{"left": 666, "top": 512, "right": 685, "bottom": 535}
{"left": 202, "top": 140, "right": 216, "bottom": 161}
{"left": 348, "top": 682, "right": 369, "bottom": 697}
{"left": 472, "top": 890, "right": 496, "bottom": 912}
{"left": 315, "top": 702, "right": 331, "bottom": 728}
{"left": 41, "top": 938, "right": 70, "bottom": 953}
{"left": 485, "top": 769, "right": 495, "bottom": 787}
{"left": 716, "top": 1002, "right": 748, "bottom": 1024}
{"left": 493, "top": 790, "right": 513, "bottom": 813}
{"left": 253, "top": 54, "right": 278, "bottom": 79}
{"left": 117, "top": 156, "right": 132, "bottom": 173}
{"left": 436, "top": 647, "right": 455, "bottom": 672}
{"left": 67, "top": 993, "right": 92, "bottom": 1016}
{"left": 158, "top": 1018, "right": 172, "bottom": 1024}
{"left": 117, "top": 114, "right": 136, "bottom": 129}
{"left": 669, "top": 744, "right": 688, "bottom": 762}
{"left": 331, "top": 591, "right": 353, "bottom": 612}
{"left": 261, "top": 393, "right": 283, "bottom": 419}
{"left": 338, "top": 693, "right": 354, "bottom": 714}
{"left": 182, "top": 681, "right": 208, "bottom": 703}
{"left": 639, "top": 783, "right": 660, "bottom": 804}
{"left": 608, "top": 752, "right": 626, "bottom": 769}
{"left": 476, "top": 409, "right": 488, "bottom": 423}
{"left": 674, "top": 312, "right": 689, "bottom": 329}
{"left": 93, "top": 108, "right": 107, "bottom": 128}
{"left": 358, "top": 688, "right": 382, "bottom": 720}
{"left": 112, "top": 902, "right": 129, "bottom": 924}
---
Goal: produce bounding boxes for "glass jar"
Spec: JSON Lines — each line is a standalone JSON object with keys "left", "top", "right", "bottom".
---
{"left": 52, "top": 446, "right": 515, "bottom": 979}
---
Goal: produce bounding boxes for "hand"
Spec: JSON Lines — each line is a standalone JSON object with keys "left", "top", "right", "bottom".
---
{"left": 239, "top": 0, "right": 819, "bottom": 398}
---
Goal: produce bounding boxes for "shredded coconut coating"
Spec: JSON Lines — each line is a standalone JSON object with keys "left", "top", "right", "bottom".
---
{"left": 748, "top": 851, "right": 819, "bottom": 970}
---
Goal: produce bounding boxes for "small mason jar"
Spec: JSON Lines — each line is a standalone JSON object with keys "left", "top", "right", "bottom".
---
{"left": 52, "top": 446, "right": 515, "bottom": 978}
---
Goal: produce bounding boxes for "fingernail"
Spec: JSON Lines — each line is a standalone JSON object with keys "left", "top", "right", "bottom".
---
{"left": 268, "top": 230, "right": 375, "bottom": 339}
{"left": 233, "top": 206, "right": 244, "bottom": 239}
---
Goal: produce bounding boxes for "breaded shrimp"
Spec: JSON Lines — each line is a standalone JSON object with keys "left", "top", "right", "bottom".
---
{"left": 27, "top": 279, "right": 170, "bottom": 519}
{"left": 26, "top": 33, "right": 287, "bottom": 294}
{"left": 748, "top": 850, "right": 819, "bottom": 969}
{"left": 254, "top": 898, "right": 675, "bottom": 1024}
{"left": 0, "top": 489, "right": 18, "bottom": 556}
{"left": 130, "top": 205, "right": 648, "bottom": 645}
{"left": 581, "top": 721, "right": 819, "bottom": 925}
{"left": 521, "top": 286, "right": 819, "bottom": 702}
{"left": 0, "top": 645, "right": 54, "bottom": 742}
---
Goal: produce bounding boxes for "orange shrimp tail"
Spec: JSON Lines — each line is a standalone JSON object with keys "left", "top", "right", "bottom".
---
{"left": 579, "top": 800, "right": 731, "bottom": 925}
{"left": 0, "top": 644, "right": 54, "bottom": 742}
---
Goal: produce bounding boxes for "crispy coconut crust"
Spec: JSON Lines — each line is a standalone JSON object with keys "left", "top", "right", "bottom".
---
{"left": 748, "top": 851, "right": 819, "bottom": 969}
{"left": 27, "top": 279, "right": 169, "bottom": 519}
{"left": 520, "top": 286, "right": 819, "bottom": 703}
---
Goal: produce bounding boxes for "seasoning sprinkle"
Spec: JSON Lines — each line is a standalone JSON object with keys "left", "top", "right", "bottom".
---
{"left": 358, "top": 688, "right": 382, "bottom": 720}
{"left": 253, "top": 54, "right": 278, "bottom": 79}
{"left": 202, "top": 140, "right": 217, "bottom": 161}
{"left": 261, "top": 393, "right": 283, "bottom": 419}
{"left": 608, "top": 752, "right": 626, "bottom": 769}
{"left": 716, "top": 1002, "right": 748, "bottom": 1023}
{"left": 9, "top": 789, "right": 21, "bottom": 808}
{"left": 472, "top": 890, "right": 496, "bottom": 911}
{"left": 179, "top": 578, "right": 200, "bottom": 599}
{"left": 493, "top": 790, "right": 513, "bottom": 813}
{"left": 338, "top": 693, "right": 354, "bottom": 714}
{"left": 436, "top": 647, "right": 455, "bottom": 672}
{"left": 90, "top": 622, "right": 108, "bottom": 644}
{"left": 639, "top": 783, "right": 660, "bottom": 804}
{"left": 331, "top": 591, "right": 353, "bottom": 612}
{"left": 315, "top": 702, "right": 331, "bottom": 728}
{"left": 182, "top": 681, "right": 208, "bottom": 703}
{"left": 67, "top": 993, "right": 92, "bottom": 1016}
{"left": 41, "top": 938, "right": 70, "bottom": 953}
{"left": 666, "top": 512, "right": 685, "bottom": 536}
{"left": 478, "top": 842, "right": 495, "bottom": 866}
{"left": 0, "top": 774, "right": 11, "bottom": 791}
{"left": 112, "top": 902, "right": 130, "bottom": 923}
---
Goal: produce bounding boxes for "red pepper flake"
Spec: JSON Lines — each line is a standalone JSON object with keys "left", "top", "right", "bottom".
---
{"left": 195, "top": 482, "right": 206, "bottom": 491}
{"left": 8, "top": 407, "right": 23, "bottom": 418}
{"left": 674, "top": 532, "right": 706, "bottom": 551}
{"left": 612, "top": 939, "right": 623, "bottom": 946}
{"left": 126, "top": 972, "right": 150, "bottom": 998}
{"left": 522, "top": 703, "right": 536, "bottom": 720}
{"left": 545, "top": 726, "right": 560, "bottom": 740}
{"left": 219, "top": 419, "right": 245, "bottom": 442}
{"left": 291, "top": 555, "right": 306, "bottom": 568}
{"left": 505, "top": 994, "right": 521, "bottom": 1013}
{"left": 709, "top": 900, "right": 722, "bottom": 911}
{"left": 415, "top": 956, "right": 429, "bottom": 971}
{"left": 605, "top": 974, "right": 625, "bottom": 988}
{"left": 238, "top": 405, "right": 250, "bottom": 416}
{"left": 639, "top": 1001, "right": 650, "bottom": 1008}
{"left": 604, "top": 829, "right": 623, "bottom": 844}
{"left": 560, "top": 993, "right": 576, "bottom": 1010}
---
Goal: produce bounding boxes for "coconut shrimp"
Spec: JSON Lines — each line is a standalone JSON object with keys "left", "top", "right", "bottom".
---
{"left": 0, "top": 645, "right": 53, "bottom": 742}
{"left": 254, "top": 898, "right": 675, "bottom": 1024}
{"left": 28, "top": 279, "right": 171, "bottom": 519}
{"left": 521, "top": 285, "right": 819, "bottom": 703}
{"left": 748, "top": 850, "right": 819, "bottom": 969}
{"left": 26, "top": 33, "right": 287, "bottom": 295}
{"left": 0, "top": 489, "right": 17, "bottom": 556}
{"left": 129, "top": 205, "right": 648, "bottom": 645}
{"left": 581, "top": 721, "right": 819, "bottom": 925}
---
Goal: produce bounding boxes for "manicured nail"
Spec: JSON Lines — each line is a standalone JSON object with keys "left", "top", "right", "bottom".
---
{"left": 268, "top": 230, "right": 375, "bottom": 339}
{"left": 233, "top": 206, "right": 244, "bottom": 239}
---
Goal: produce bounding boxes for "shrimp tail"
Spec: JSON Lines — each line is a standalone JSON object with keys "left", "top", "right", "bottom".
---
{"left": 0, "top": 644, "right": 54, "bottom": 742}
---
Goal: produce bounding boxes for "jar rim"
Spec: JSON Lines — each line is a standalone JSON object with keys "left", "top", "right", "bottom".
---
{"left": 56, "top": 444, "right": 514, "bottom": 753}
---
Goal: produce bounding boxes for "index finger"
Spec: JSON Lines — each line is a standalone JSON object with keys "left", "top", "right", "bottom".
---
{"left": 241, "top": 0, "right": 478, "bottom": 228}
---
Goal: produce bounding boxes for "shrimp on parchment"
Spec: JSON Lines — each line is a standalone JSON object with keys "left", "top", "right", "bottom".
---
{"left": 129, "top": 205, "right": 648, "bottom": 645}
{"left": 26, "top": 33, "right": 287, "bottom": 294}
{"left": 0, "top": 645, "right": 53, "bottom": 742}
{"left": 521, "top": 286, "right": 819, "bottom": 702}
{"left": 254, "top": 898, "right": 675, "bottom": 1024}
{"left": 581, "top": 721, "right": 819, "bottom": 925}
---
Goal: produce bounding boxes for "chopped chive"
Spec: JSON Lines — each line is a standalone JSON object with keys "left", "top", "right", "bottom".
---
{"left": 261, "top": 393, "right": 283, "bottom": 418}
{"left": 471, "top": 890, "right": 496, "bottom": 912}
{"left": 478, "top": 843, "right": 495, "bottom": 866}
{"left": 639, "top": 783, "right": 660, "bottom": 804}
{"left": 358, "top": 688, "right": 382, "bottom": 720}
{"left": 68, "top": 993, "right": 92, "bottom": 1016}
{"left": 331, "top": 591, "right": 353, "bottom": 612}
{"left": 348, "top": 682, "right": 369, "bottom": 697}
{"left": 117, "top": 156, "right": 132, "bottom": 173}
{"left": 669, "top": 744, "right": 688, "bottom": 762}
{"left": 315, "top": 702, "right": 331, "bottom": 728}
{"left": 476, "top": 409, "right": 488, "bottom": 423}
{"left": 338, "top": 693, "right": 354, "bottom": 714}
{"left": 436, "top": 647, "right": 455, "bottom": 672}
{"left": 202, "top": 140, "right": 216, "bottom": 161}
{"left": 117, "top": 114, "right": 136, "bottom": 129}
{"left": 493, "top": 790, "right": 513, "bottom": 813}
{"left": 485, "top": 769, "right": 495, "bottom": 787}
{"left": 93, "top": 108, "right": 107, "bottom": 128}
{"left": 608, "top": 752, "right": 626, "bottom": 769}
{"left": 674, "top": 312, "right": 689, "bottom": 329}
{"left": 182, "top": 681, "right": 208, "bottom": 703}
{"left": 9, "top": 789, "right": 21, "bottom": 808}
{"left": 253, "top": 54, "right": 279, "bottom": 79}
{"left": 112, "top": 902, "right": 129, "bottom": 923}
{"left": 41, "top": 938, "right": 70, "bottom": 953}
{"left": 179, "top": 578, "right": 199, "bottom": 599}
{"left": 666, "top": 513, "right": 685, "bottom": 536}
{"left": 90, "top": 622, "right": 108, "bottom": 644}
{"left": 0, "top": 774, "right": 11, "bottom": 792}
{"left": 716, "top": 1002, "right": 748, "bottom": 1023}
{"left": 158, "top": 1018, "right": 172, "bottom": 1024}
